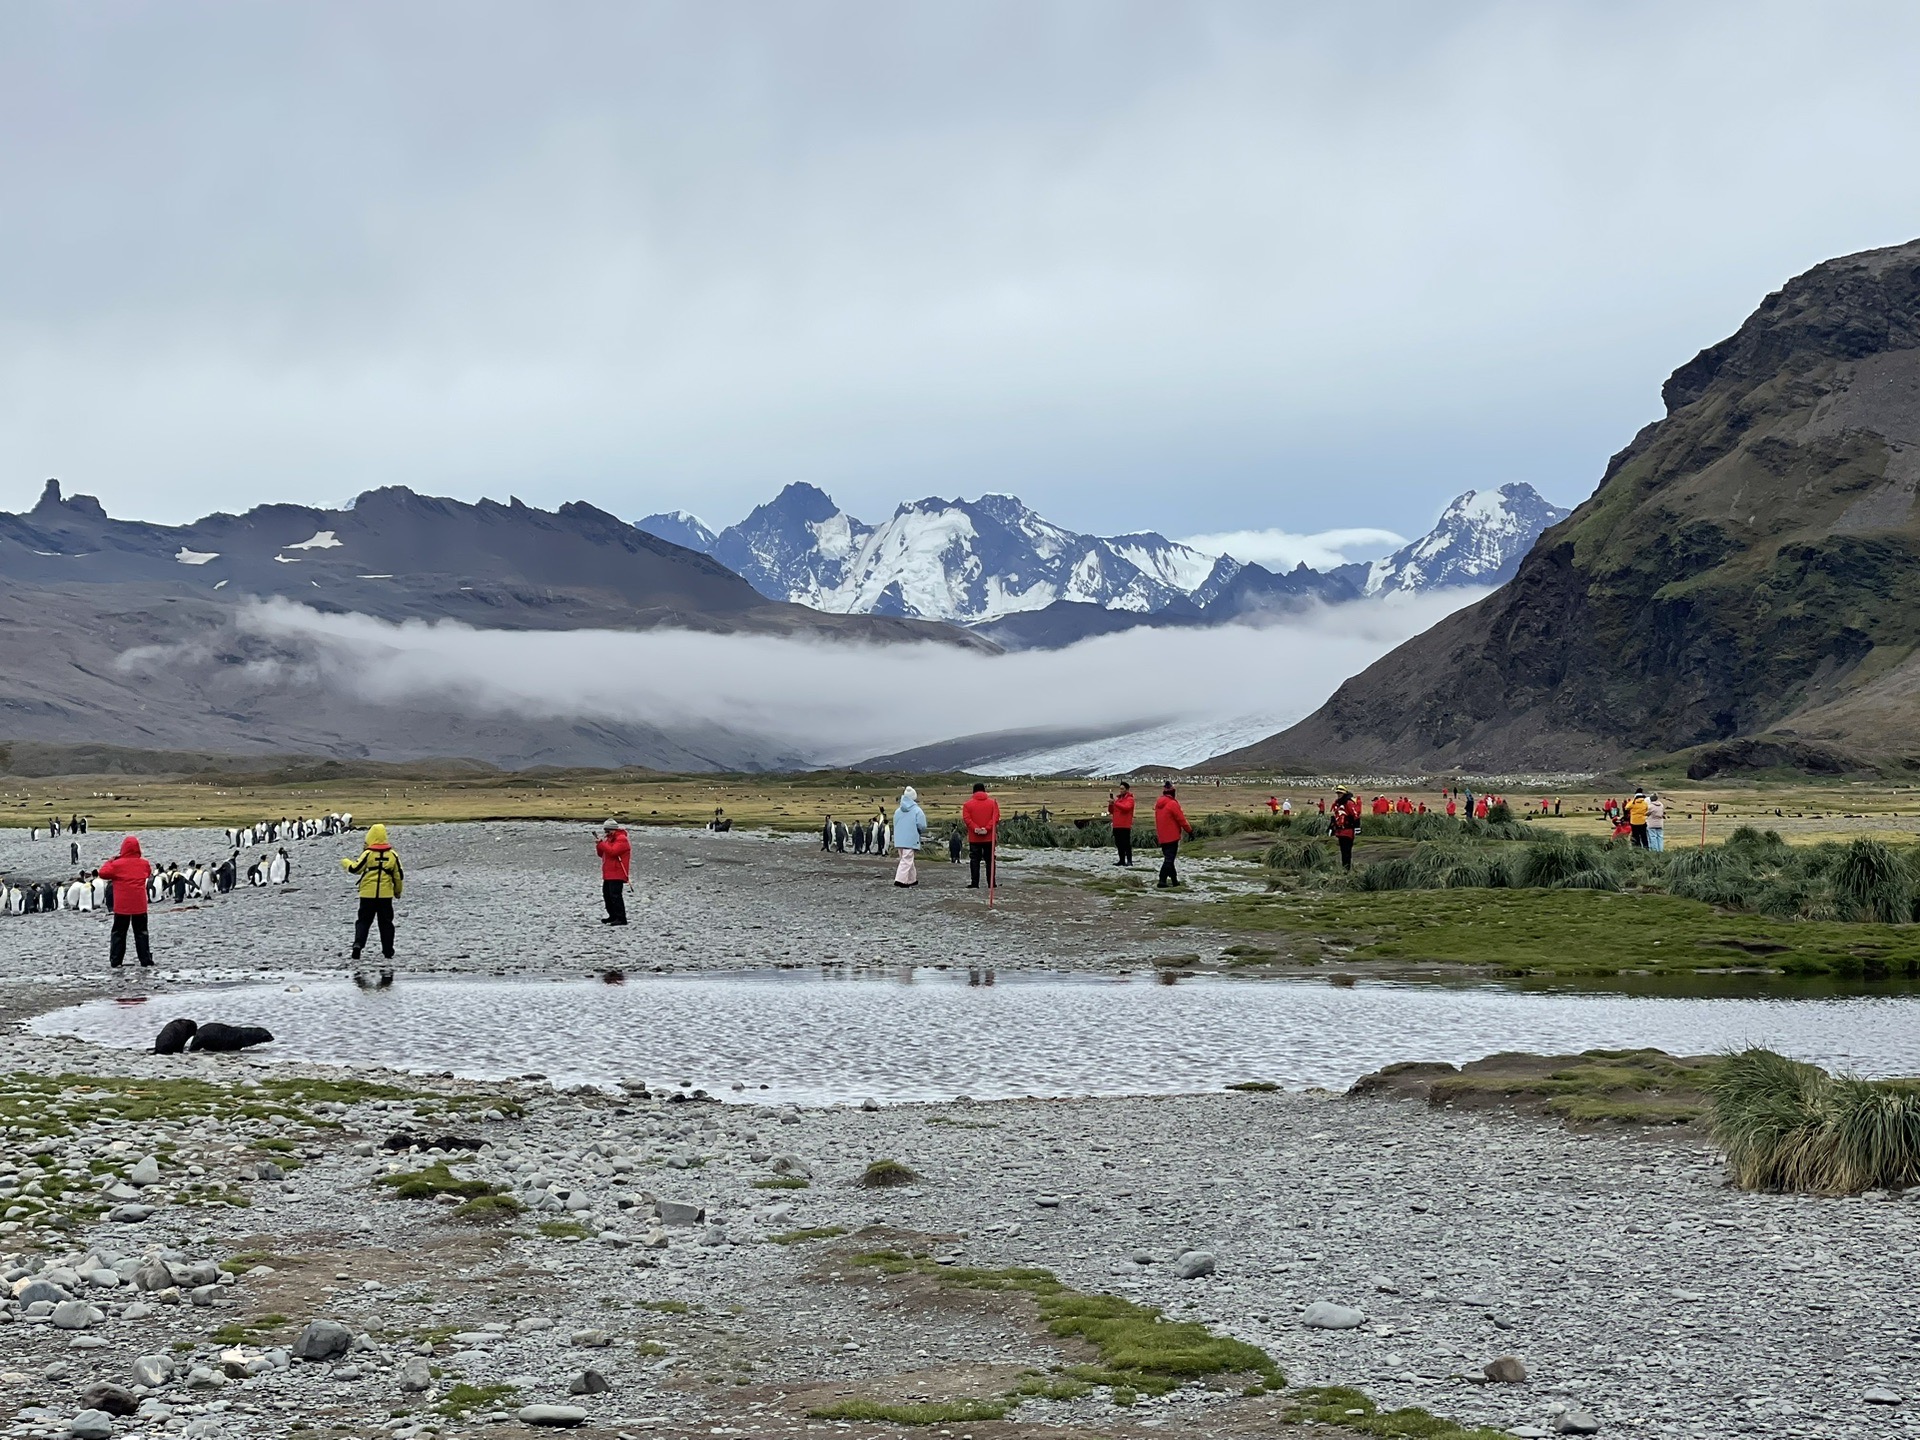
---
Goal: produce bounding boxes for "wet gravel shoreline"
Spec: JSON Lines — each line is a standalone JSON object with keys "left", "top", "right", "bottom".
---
{"left": 1, "top": 822, "right": 1916, "bottom": 1438}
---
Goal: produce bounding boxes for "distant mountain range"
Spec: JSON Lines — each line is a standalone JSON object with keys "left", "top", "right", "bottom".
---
{"left": 640, "top": 481, "right": 1566, "bottom": 643}
{"left": 0, "top": 481, "right": 974, "bottom": 770}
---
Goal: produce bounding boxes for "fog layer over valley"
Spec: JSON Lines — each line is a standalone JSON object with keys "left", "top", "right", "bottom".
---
{"left": 95, "top": 592, "right": 1482, "bottom": 771}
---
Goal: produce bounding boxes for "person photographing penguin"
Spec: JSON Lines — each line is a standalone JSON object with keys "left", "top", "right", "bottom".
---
{"left": 595, "top": 819, "right": 631, "bottom": 925}
{"left": 341, "top": 823, "right": 404, "bottom": 961}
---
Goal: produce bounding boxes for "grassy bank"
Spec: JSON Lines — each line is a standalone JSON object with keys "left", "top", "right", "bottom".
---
{"left": 1217, "top": 823, "right": 1920, "bottom": 980}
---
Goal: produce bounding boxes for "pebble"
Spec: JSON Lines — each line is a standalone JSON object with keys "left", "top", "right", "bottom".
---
{"left": 130, "top": 1355, "right": 172, "bottom": 1388}
{"left": 398, "top": 1357, "right": 432, "bottom": 1392}
{"left": 66, "top": 1410, "right": 114, "bottom": 1440}
{"left": 567, "top": 1368, "right": 612, "bottom": 1395}
{"left": 1483, "top": 1356, "right": 1529, "bottom": 1384}
{"left": 1554, "top": 1412, "right": 1602, "bottom": 1435}
{"left": 126, "top": 1155, "right": 161, "bottom": 1187}
{"left": 1866, "top": 1386, "right": 1903, "bottom": 1405}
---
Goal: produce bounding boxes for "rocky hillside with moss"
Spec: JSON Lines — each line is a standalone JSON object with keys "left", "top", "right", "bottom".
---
{"left": 1217, "top": 237, "right": 1920, "bottom": 777}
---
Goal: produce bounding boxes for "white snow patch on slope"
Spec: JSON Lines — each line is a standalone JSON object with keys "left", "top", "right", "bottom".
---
{"left": 974, "top": 715, "right": 1288, "bottom": 776}
{"left": 174, "top": 548, "right": 219, "bottom": 565}
{"left": 286, "top": 530, "right": 343, "bottom": 550}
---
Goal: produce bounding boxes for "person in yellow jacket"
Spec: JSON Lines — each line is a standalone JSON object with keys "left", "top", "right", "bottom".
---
{"left": 341, "top": 823, "right": 404, "bottom": 961}
{"left": 1625, "top": 790, "right": 1651, "bottom": 848}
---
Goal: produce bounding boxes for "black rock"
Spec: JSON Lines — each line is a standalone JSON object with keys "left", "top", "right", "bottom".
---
{"left": 188, "top": 1022, "right": 274, "bottom": 1052}
{"left": 153, "top": 1018, "right": 198, "bottom": 1055}
{"left": 78, "top": 1384, "right": 139, "bottom": 1416}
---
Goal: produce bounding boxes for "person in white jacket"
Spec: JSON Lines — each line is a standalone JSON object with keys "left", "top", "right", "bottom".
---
{"left": 1646, "top": 794, "right": 1666, "bottom": 852}
{"left": 891, "top": 788, "right": 929, "bottom": 888}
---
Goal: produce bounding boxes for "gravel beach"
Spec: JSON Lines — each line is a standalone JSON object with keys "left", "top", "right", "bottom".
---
{"left": 1, "top": 821, "right": 1916, "bottom": 1439}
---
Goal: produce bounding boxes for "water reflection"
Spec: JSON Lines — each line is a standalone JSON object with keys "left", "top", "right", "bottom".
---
{"left": 32, "top": 969, "right": 1920, "bottom": 1103}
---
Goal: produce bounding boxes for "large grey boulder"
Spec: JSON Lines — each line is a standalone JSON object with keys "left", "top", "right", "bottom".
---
{"left": 293, "top": 1320, "right": 354, "bottom": 1362}
{"left": 656, "top": 1199, "right": 705, "bottom": 1226}
{"left": 51, "top": 1300, "right": 100, "bottom": 1330}
{"left": 1301, "top": 1301, "right": 1366, "bottom": 1330}
{"left": 1170, "top": 1250, "right": 1216, "bottom": 1279}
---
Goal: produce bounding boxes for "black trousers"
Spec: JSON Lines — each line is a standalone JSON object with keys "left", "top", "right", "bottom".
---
{"left": 353, "top": 898, "right": 396, "bottom": 959}
{"left": 968, "top": 842, "right": 995, "bottom": 888}
{"left": 1158, "top": 840, "right": 1181, "bottom": 886}
{"left": 603, "top": 878, "right": 628, "bottom": 924}
{"left": 1630, "top": 824, "right": 1649, "bottom": 848}
{"left": 1337, "top": 835, "right": 1354, "bottom": 870}
{"left": 109, "top": 913, "right": 152, "bottom": 967}
{"left": 1114, "top": 827, "right": 1133, "bottom": 865}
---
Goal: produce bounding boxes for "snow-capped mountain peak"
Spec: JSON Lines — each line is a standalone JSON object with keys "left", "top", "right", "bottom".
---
{"left": 668, "top": 485, "right": 1226, "bottom": 624}
{"left": 635, "top": 509, "right": 717, "bottom": 554}
{"left": 1363, "top": 483, "right": 1569, "bottom": 595}
{"left": 633, "top": 480, "right": 1568, "bottom": 629}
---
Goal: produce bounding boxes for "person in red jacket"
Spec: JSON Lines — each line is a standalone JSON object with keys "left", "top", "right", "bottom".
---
{"left": 1330, "top": 787, "right": 1362, "bottom": 871}
{"left": 1266, "top": 795, "right": 1279, "bottom": 815}
{"left": 594, "top": 819, "right": 631, "bottom": 926}
{"left": 1153, "top": 782, "right": 1195, "bottom": 888}
{"left": 961, "top": 783, "right": 1000, "bottom": 889}
{"left": 98, "top": 835, "right": 154, "bottom": 969}
{"left": 1107, "top": 782, "right": 1136, "bottom": 868}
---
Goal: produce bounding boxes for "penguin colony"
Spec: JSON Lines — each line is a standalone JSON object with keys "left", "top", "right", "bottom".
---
{"left": 0, "top": 812, "right": 352, "bottom": 917}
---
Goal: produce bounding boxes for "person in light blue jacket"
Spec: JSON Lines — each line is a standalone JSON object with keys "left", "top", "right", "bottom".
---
{"left": 892, "top": 786, "right": 930, "bottom": 888}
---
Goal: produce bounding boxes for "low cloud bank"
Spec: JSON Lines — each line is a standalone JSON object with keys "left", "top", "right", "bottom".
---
{"left": 232, "top": 592, "right": 1483, "bottom": 767}
{"left": 1177, "top": 526, "right": 1405, "bottom": 572}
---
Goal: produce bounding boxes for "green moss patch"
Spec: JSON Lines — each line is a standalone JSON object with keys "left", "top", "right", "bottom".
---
{"left": 752, "top": 1176, "right": 810, "bottom": 1190}
{"left": 1220, "top": 884, "right": 1920, "bottom": 979}
{"left": 854, "top": 1251, "right": 1280, "bottom": 1398}
{"left": 376, "top": 1162, "right": 499, "bottom": 1201}
{"left": 1282, "top": 1385, "right": 1512, "bottom": 1440}
{"left": 451, "top": 1192, "right": 524, "bottom": 1222}
{"left": 806, "top": 1398, "right": 1014, "bottom": 1424}
{"left": 770, "top": 1227, "right": 848, "bottom": 1245}
{"left": 434, "top": 1382, "right": 517, "bottom": 1417}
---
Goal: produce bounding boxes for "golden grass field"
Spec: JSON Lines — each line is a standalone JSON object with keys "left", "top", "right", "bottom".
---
{"left": 7, "top": 766, "right": 1920, "bottom": 846}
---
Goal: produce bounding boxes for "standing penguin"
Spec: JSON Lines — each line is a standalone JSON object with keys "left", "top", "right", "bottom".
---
{"left": 269, "top": 848, "right": 289, "bottom": 885}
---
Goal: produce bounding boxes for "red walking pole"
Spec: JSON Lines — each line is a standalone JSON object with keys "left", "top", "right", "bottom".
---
{"left": 987, "top": 822, "right": 997, "bottom": 909}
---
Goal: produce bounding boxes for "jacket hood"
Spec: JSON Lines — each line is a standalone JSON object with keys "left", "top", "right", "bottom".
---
{"left": 118, "top": 836, "right": 142, "bottom": 858}
{"left": 365, "top": 823, "right": 390, "bottom": 849}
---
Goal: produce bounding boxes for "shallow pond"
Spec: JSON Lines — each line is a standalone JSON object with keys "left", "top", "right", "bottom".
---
{"left": 28, "top": 968, "right": 1920, "bottom": 1103}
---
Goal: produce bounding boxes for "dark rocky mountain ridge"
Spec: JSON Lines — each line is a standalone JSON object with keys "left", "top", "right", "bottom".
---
{"left": 0, "top": 482, "right": 978, "bottom": 771}
{"left": 1214, "top": 237, "right": 1920, "bottom": 776}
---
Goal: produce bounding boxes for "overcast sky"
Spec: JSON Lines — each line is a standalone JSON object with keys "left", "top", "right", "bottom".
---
{"left": 5, "top": 1, "right": 1920, "bottom": 544}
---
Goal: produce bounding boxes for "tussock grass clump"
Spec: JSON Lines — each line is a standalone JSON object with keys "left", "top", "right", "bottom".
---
{"left": 1832, "top": 838, "right": 1912, "bottom": 923}
{"left": 856, "top": 1159, "right": 920, "bottom": 1189}
{"left": 1263, "top": 838, "right": 1334, "bottom": 873}
{"left": 1710, "top": 1047, "right": 1920, "bottom": 1194}
{"left": 1516, "top": 837, "right": 1612, "bottom": 889}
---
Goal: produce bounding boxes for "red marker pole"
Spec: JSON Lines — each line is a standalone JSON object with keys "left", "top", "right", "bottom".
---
{"left": 988, "top": 822, "right": 997, "bottom": 909}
